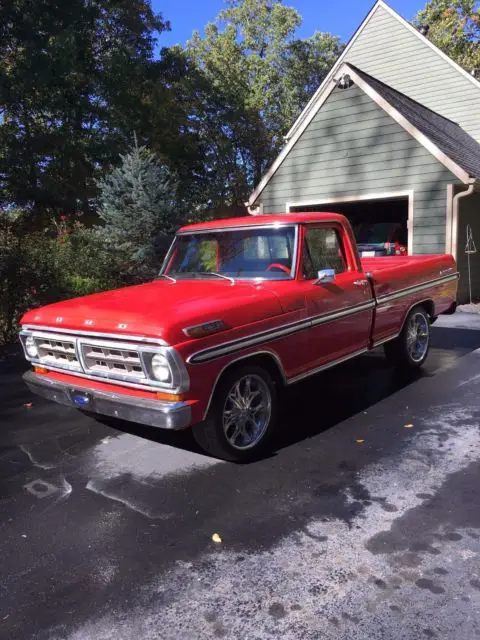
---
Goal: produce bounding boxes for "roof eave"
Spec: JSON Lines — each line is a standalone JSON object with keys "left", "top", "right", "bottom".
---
{"left": 344, "top": 64, "right": 472, "bottom": 184}
{"left": 285, "top": 0, "right": 480, "bottom": 143}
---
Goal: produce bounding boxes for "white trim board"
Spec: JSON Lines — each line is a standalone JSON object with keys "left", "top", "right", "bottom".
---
{"left": 286, "top": 190, "right": 414, "bottom": 255}
{"left": 247, "top": 61, "right": 471, "bottom": 208}
{"left": 247, "top": 0, "right": 478, "bottom": 208}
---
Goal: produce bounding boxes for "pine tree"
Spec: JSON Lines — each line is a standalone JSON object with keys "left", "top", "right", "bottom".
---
{"left": 96, "top": 138, "right": 180, "bottom": 279}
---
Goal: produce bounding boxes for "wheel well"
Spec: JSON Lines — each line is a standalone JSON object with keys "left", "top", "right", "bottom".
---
{"left": 419, "top": 299, "right": 435, "bottom": 320}
{"left": 203, "top": 352, "right": 286, "bottom": 421}
{"left": 397, "top": 299, "right": 435, "bottom": 336}
{"left": 216, "top": 353, "right": 286, "bottom": 388}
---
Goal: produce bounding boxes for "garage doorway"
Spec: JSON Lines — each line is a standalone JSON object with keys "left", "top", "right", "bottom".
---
{"left": 287, "top": 193, "right": 413, "bottom": 255}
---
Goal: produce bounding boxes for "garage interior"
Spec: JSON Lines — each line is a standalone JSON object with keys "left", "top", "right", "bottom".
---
{"left": 289, "top": 195, "right": 409, "bottom": 252}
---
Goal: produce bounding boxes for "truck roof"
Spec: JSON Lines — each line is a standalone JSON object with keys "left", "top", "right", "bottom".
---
{"left": 178, "top": 212, "right": 347, "bottom": 233}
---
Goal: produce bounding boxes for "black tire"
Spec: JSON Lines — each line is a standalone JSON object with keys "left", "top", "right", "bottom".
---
{"left": 384, "top": 305, "right": 431, "bottom": 369}
{"left": 192, "top": 364, "right": 277, "bottom": 462}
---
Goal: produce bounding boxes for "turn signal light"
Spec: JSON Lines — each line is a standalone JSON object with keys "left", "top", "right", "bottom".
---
{"left": 34, "top": 366, "right": 48, "bottom": 374}
{"left": 155, "top": 391, "right": 184, "bottom": 402}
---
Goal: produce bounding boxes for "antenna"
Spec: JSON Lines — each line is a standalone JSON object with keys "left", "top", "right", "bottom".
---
{"left": 465, "top": 225, "right": 477, "bottom": 304}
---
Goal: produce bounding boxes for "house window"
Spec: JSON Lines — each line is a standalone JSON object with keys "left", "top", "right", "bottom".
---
{"left": 302, "top": 227, "right": 346, "bottom": 279}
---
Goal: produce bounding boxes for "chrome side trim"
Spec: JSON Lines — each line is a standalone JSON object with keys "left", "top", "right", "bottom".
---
{"left": 201, "top": 350, "right": 287, "bottom": 420}
{"left": 188, "top": 318, "right": 311, "bottom": 364}
{"left": 376, "top": 273, "right": 459, "bottom": 305}
{"left": 188, "top": 300, "right": 375, "bottom": 364}
{"left": 310, "top": 301, "right": 374, "bottom": 328}
{"left": 287, "top": 348, "right": 369, "bottom": 384}
{"left": 23, "top": 325, "right": 167, "bottom": 345}
{"left": 372, "top": 334, "right": 399, "bottom": 348}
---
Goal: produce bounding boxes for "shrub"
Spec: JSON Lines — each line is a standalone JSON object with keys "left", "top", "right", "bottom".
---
{"left": 0, "top": 210, "right": 121, "bottom": 345}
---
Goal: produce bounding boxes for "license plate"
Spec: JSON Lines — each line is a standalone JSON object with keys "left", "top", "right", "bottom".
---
{"left": 71, "top": 391, "right": 92, "bottom": 408}
{"left": 361, "top": 251, "right": 376, "bottom": 257}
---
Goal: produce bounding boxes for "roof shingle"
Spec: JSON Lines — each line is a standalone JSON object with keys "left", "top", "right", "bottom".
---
{"left": 346, "top": 63, "right": 480, "bottom": 180}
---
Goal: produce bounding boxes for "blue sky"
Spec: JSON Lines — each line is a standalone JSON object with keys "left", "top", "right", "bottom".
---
{"left": 152, "top": 0, "right": 424, "bottom": 49}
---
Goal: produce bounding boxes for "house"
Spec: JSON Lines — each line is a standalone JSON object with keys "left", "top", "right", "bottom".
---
{"left": 247, "top": 0, "right": 480, "bottom": 302}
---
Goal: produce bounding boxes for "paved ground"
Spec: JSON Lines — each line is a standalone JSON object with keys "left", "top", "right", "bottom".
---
{"left": 2, "top": 314, "right": 480, "bottom": 639}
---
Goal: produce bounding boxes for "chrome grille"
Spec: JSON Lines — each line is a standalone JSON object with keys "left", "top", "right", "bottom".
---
{"left": 80, "top": 343, "right": 146, "bottom": 380}
{"left": 34, "top": 337, "right": 81, "bottom": 371}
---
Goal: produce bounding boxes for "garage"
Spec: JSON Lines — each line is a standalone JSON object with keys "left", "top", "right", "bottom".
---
{"left": 247, "top": 0, "right": 480, "bottom": 302}
{"left": 288, "top": 194, "right": 410, "bottom": 257}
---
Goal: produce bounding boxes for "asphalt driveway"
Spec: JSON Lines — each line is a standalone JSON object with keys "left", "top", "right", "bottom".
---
{"left": 2, "top": 314, "right": 480, "bottom": 639}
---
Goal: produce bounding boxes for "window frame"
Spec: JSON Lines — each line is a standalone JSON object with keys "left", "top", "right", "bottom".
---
{"left": 160, "top": 224, "right": 301, "bottom": 281}
{"left": 301, "top": 224, "right": 349, "bottom": 281}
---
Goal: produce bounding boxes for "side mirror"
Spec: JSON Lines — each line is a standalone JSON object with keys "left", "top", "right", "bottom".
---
{"left": 314, "top": 268, "right": 336, "bottom": 285}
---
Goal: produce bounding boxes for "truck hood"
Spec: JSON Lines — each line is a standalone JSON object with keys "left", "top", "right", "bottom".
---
{"left": 21, "top": 279, "right": 285, "bottom": 344}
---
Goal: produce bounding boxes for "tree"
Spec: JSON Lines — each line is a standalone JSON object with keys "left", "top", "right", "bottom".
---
{"left": 186, "top": 0, "right": 343, "bottom": 206}
{"left": 414, "top": 0, "right": 480, "bottom": 73}
{"left": 95, "top": 138, "right": 181, "bottom": 278}
{"left": 145, "top": 46, "right": 227, "bottom": 212}
{"left": 0, "top": 0, "right": 168, "bottom": 218}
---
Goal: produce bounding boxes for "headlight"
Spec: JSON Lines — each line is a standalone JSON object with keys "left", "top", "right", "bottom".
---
{"left": 151, "top": 353, "right": 171, "bottom": 382}
{"left": 144, "top": 347, "right": 189, "bottom": 392}
{"left": 25, "top": 335, "right": 38, "bottom": 358}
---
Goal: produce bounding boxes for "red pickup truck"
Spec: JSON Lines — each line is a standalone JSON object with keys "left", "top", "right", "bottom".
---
{"left": 20, "top": 213, "right": 458, "bottom": 461}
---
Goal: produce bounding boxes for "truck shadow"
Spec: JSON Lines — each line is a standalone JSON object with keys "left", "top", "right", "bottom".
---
{"left": 110, "top": 325, "right": 480, "bottom": 459}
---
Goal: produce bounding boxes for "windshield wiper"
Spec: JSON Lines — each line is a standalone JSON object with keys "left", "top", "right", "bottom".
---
{"left": 201, "top": 272, "right": 235, "bottom": 284}
{"left": 156, "top": 274, "right": 177, "bottom": 283}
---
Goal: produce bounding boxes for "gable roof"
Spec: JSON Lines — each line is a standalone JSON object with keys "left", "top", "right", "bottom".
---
{"left": 248, "top": 61, "right": 478, "bottom": 207}
{"left": 286, "top": 0, "right": 480, "bottom": 143}
{"left": 248, "top": 1, "right": 480, "bottom": 207}
{"left": 348, "top": 64, "right": 480, "bottom": 182}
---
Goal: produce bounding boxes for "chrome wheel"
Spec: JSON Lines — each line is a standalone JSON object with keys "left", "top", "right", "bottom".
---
{"left": 222, "top": 374, "right": 272, "bottom": 451}
{"left": 406, "top": 312, "right": 429, "bottom": 362}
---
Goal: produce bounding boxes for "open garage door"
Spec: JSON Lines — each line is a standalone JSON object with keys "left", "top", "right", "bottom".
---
{"left": 289, "top": 195, "right": 411, "bottom": 256}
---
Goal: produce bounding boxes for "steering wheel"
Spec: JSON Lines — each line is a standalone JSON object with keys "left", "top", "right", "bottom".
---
{"left": 266, "top": 263, "right": 291, "bottom": 275}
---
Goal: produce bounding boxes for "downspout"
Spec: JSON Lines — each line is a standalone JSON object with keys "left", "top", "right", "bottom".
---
{"left": 451, "top": 180, "right": 476, "bottom": 261}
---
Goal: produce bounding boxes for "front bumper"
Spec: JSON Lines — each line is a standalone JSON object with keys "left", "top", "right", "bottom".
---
{"left": 23, "top": 371, "right": 192, "bottom": 430}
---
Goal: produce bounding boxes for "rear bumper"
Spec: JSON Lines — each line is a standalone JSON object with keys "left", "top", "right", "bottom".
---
{"left": 23, "top": 371, "right": 192, "bottom": 430}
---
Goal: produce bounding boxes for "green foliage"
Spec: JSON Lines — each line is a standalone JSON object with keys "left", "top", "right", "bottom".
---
{"left": 414, "top": 0, "right": 480, "bottom": 72}
{"left": 0, "top": 0, "right": 348, "bottom": 343}
{"left": 0, "top": 211, "right": 118, "bottom": 344}
{"left": 0, "top": 0, "right": 168, "bottom": 218}
{"left": 95, "top": 139, "right": 182, "bottom": 278}
{"left": 185, "top": 0, "right": 343, "bottom": 205}
{"left": 0, "top": 0, "right": 345, "bottom": 218}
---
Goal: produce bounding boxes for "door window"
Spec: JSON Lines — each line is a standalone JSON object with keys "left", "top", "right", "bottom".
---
{"left": 302, "top": 227, "right": 347, "bottom": 280}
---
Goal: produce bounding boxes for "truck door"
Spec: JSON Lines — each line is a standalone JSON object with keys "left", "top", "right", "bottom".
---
{"left": 298, "top": 224, "right": 374, "bottom": 372}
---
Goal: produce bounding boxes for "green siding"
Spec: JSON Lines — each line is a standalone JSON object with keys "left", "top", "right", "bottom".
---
{"left": 344, "top": 5, "right": 480, "bottom": 143}
{"left": 258, "top": 84, "right": 459, "bottom": 254}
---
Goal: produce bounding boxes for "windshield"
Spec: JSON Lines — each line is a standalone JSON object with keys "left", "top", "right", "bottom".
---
{"left": 162, "top": 226, "right": 297, "bottom": 280}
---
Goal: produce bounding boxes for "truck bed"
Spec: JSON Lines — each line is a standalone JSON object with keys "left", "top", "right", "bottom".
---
{"left": 361, "top": 254, "right": 458, "bottom": 344}
{"left": 361, "top": 254, "right": 457, "bottom": 300}
{"left": 361, "top": 254, "right": 452, "bottom": 273}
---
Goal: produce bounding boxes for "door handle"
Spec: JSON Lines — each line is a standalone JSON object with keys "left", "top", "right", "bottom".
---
{"left": 353, "top": 279, "right": 369, "bottom": 287}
